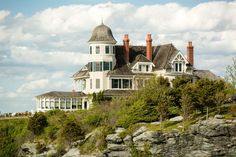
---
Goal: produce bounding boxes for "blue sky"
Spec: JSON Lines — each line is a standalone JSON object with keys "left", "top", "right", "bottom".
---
{"left": 0, "top": 0, "right": 235, "bottom": 113}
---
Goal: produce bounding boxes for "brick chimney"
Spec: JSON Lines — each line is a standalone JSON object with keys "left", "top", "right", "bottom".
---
{"left": 123, "top": 34, "right": 129, "bottom": 63}
{"left": 146, "top": 34, "right": 152, "bottom": 61}
{"left": 187, "top": 41, "right": 194, "bottom": 66}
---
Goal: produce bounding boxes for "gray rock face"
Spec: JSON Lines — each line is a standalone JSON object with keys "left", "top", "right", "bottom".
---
{"left": 106, "top": 134, "right": 123, "bottom": 144}
{"left": 103, "top": 118, "right": 236, "bottom": 157}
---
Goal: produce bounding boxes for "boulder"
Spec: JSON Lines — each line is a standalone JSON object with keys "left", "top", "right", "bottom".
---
{"left": 106, "top": 134, "right": 123, "bottom": 144}
{"left": 132, "top": 126, "right": 147, "bottom": 137}
{"left": 115, "top": 128, "right": 126, "bottom": 134}
{"left": 169, "top": 116, "right": 183, "bottom": 122}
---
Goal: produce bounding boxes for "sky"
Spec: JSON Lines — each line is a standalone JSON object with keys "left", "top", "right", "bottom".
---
{"left": 0, "top": 0, "right": 235, "bottom": 113}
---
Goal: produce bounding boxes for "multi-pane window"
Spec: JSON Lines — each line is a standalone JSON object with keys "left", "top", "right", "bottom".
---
{"left": 89, "top": 62, "right": 112, "bottom": 71}
{"left": 66, "top": 98, "right": 71, "bottom": 109}
{"left": 96, "top": 79, "right": 100, "bottom": 89}
{"left": 173, "top": 54, "right": 185, "bottom": 73}
{"left": 104, "top": 62, "right": 110, "bottom": 71}
{"left": 105, "top": 46, "right": 109, "bottom": 54}
{"left": 111, "top": 79, "right": 132, "bottom": 89}
{"left": 96, "top": 46, "right": 100, "bottom": 54}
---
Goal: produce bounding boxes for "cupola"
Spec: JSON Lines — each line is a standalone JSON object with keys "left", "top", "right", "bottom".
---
{"left": 88, "top": 23, "right": 117, "bottom": 44}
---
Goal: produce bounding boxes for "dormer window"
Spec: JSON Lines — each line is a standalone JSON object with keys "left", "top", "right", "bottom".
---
{"left": 174, "top": 62, "right": 182, "bottom": 72}
{"left": 96, "top": 46, "right": 100, "bottom": 54}
{"left": 173, "top": 54, "right": 185, "bottom": 73}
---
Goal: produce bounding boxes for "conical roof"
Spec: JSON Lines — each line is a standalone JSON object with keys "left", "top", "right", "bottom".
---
{"left": 88, "top": 23, "right": 117, "bottom": 44}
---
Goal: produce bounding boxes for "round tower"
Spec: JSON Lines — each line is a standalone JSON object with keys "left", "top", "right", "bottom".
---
{"left": 87, "top": 23, "right": 117, "bottom": 93}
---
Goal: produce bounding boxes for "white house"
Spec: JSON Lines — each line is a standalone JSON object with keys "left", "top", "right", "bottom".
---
{"left": 36, "top": 23, "right": 219, "bottom": 112}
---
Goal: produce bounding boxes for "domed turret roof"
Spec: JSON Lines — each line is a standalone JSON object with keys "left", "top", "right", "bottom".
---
{"left": 88, "top": 23, "right": 117, "bottom": 44}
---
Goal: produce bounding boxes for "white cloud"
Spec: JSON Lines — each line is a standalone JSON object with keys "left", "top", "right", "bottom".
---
{"left": 0, "top": 10, "right": 10, "bottom": 22}
{"left": 16, "top": 79, "right": 49, "bottom": 93}
{"left": 10, "top": 46, "right": 88, "bottom": 66}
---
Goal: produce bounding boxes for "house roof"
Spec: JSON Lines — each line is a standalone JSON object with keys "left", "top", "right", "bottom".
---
{"left": 193, "top": 70, "right": 221, "bottom": 80}
{"left": 130, "top": 54, "right": 152, "bottom": 67}
{"left": 153, "top": 44, "right": 179, "bottom": 70}
{"left": 107, "top": 64, "right": 134, "bottom": 76}
{"left": 72, "top": 64, "right": 90, "bottom": 78}
{"left": 88, "top": 23, "right": 117, "bottom": 44}
{"left": 36, "top": 91, "right": 86, "bottom": 98}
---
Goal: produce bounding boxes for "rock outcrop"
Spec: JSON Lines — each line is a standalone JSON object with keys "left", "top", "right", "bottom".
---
{"left": 103, "top": 117, "right": 236, "bottom": 157}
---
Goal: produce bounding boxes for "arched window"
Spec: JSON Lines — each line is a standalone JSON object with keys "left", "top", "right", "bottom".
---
{"left": 173, "top": 54, "right": 185, "bottom": 72}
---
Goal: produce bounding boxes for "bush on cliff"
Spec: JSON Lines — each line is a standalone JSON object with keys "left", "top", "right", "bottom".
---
{"left": 27, "top": 112, "right": 48, "bottom": 135}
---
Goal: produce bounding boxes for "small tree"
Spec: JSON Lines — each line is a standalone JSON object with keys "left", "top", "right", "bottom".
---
{"left": 225, "top": 58, "right": 236, "bottom": 88}
{"left": 27, "top": 112, "right": 48, "bottom": 135}
{"left": 181, "top": 93, "right": 194, "bottom": 121}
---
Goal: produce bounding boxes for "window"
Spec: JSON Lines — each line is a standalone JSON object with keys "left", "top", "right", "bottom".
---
{"left": 104, "top": 62, "right": 110, "bottom": 71}
{"left": 123, "top": 79, "right": 130, "bottom": 88}
{"left": 96, "top": 79, "right": 100, "bottom": 89}
{"left": 112, "top": 79, "right": 132, "bottom": 89}
{"left": 146, "top": 65, "right": 149, "bottom": 72}
{"left": 95, "top": 62, "right": 102, "bottom": 71}
{"left": 173, "top": 54, "right": 185, "bottom": 73}
{"left": 90, "top": 79, "right": 92, "bottom": 89}
{"left": 96, "top": 46, "right": 100, "bottom": 54}
{"left": 55, "top": 98, "right": 59, "bottom": 109}
{"left": 174, "top": 62, "right": 183, "bottom": 72}
{"left": 105, "top": 46, "right": 109, "bottom": 54}
{"left": 66, "top": 98, "right": 71, "bottom": 109}
{"left": 90, "top": 46, "right": 92, "bottom": 54}
{"left": 112, "top": 79, "right": 119, "bottom": 88}
{"left": 60, "top": 98, "right": 65, "bottom": 109}
{"left": 72, "top": 98, "right": 76, "bottom": 109}
{"left": 113, "top": 46, "right": 115, "bottom": 54}
{"left": 139, "top": 65, "right": 142, "bottom": 71}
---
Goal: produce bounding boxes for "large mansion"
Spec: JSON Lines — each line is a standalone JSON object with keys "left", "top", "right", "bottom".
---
{"left": 35, "top": 23, "right": 219, "bottom": 112}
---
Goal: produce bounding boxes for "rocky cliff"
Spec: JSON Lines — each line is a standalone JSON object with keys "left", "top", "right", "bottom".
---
{"left": 104, "top": 117, "right": 236, "bottom": 157}
{"left": 18, "top": 116, "right": 236, "bottom": 157}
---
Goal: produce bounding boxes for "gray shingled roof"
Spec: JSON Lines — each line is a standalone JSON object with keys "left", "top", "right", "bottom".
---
{"left": 153, "top": 44, "right": 179, "bottom": 70}
{"left": 36, "top": 91, "right": 86, "bottom": 98}
{"left": 130, "top": 54, "right": 152, "bottom": 67}
{"left": 107, "top": 65, "right": 134, "bottom": 76}
{"left": 72, "top": 70, "right": 89, "bottom": 78}
{"left": 88, "top": 24, "right": 117, "bottom": 44}
{"left": 193, "top": 70, "right": 221, "bottom": 80}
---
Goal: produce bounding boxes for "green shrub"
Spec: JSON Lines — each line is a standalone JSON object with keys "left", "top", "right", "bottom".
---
{"left": 0, "top": 119, "right": 29, "bottom": 157}
{"left": 116, "top": 99, "right": 158, "bottom": 128}
{"left": 27, "top": 112, "right": 48, "bottom": 135}
{"left": 60, "top": 121, "right": 85, "bottom": 144}
{"left": 83, "top": 112, "right": 106, "bottom": 127}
